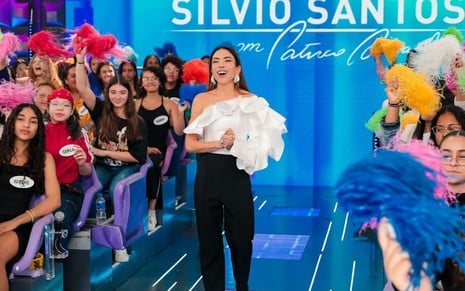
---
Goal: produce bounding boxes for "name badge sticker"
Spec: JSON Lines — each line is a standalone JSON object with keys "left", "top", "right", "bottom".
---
{"left": 78, "top": 106, "right": 89, "bottom": 115}
{"left": 59, "top": 144, "right": 76, "bottom": 157}
{"left": 154, "top": 115, "right": 169, "bottom": 126}
{"left": 10, "top": 176, "right": 35, "bottom": 189}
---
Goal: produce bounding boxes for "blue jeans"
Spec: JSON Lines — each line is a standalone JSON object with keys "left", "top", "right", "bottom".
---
{"left": 54, "top": 182, "right": 84, "bottom": 248}
{"left": 90, "top": 164, "right": 140, "bottom": 217}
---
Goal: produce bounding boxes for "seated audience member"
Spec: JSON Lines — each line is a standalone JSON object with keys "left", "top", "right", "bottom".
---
{"left": 0, "top": 103, "right": 60, "bottom": 289}
{"left": 76, "top": 47, "right": 147, "bottom": 263}
{"left": 45, "top": 88, "right": 93, "bottom": 258}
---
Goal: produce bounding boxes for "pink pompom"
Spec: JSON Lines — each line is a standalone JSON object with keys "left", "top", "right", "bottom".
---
{"left": 0, "top": 33, "right": 22, "bottom": 61}
{"left": 0, "top": 81, "right": 36, "bottom": 109}
{"left": 391, "top": 139, "right": 452, "bottom": 201}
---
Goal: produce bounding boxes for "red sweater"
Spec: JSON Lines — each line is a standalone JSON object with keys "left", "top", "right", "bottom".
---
{"left": 45, "top": 122, "right": 93, "bottom": 184}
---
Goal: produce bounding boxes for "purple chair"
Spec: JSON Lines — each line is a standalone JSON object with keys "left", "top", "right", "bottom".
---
{"left": 161, "top": 131, "right": 178, "bottom": 180}
{"left": 9, "top": 196, "right": 54, "bottom": 279}
{"left": 73, "top": 167, "right": 102, "bottom": 231}
{"left": 179, "top": 146, "right": 192, "bottom": 165}
{"left": 91, "top": 157, "right": 153, "bottom": 250}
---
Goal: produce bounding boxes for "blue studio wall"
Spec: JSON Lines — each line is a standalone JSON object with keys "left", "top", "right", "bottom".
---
{"left": 67, "top": 0, "right": 465, "bottom": 187}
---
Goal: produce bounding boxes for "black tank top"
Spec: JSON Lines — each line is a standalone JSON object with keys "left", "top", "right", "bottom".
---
{"left": 0, "top": 163, "right": 36, "bottom": 221}
{"left": 138, "top": 97, "right": 170, "bottom": 153}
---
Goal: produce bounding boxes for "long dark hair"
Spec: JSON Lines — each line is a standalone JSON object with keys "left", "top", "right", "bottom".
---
{"left": 0, "top": 104, "right": 45, "bottom": 193}
{"left": 138, "top": 66, "right": 166, "bottom": 98}
{"left": 100, "top": 76, "right": 143, "bottom": 141}
{"left": 143, "top": 54, "right": 161, "bottom": 68}
{"left": 118, "top": 60, "right": 139, "bottom": 96}
{"left": 66, "top": 110, "right": 82, "bottom": 140}
{"left": 96, "top": 61, "right": 116, "bottom": 90}
{"left": 207, "top": 46, "right": 249, "bottom": 92}
{"left": 11, "top": 58, "right": 28, "bottom": 81}
{"left": 57, "top": 62, "right": 76, "bottom": 91}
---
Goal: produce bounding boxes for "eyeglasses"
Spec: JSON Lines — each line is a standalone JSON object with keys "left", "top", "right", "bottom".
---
{"left": 441, "top": 152, "right": 465, "bottom": 166}
{"left": 164, "top": 67, "right": 179, "bottom": 73}
{"left": 49, "top": 101, "right": 72, "bottom": 110}
{"left": 431, "top": 124, "right": 461, "bottom": 135}
{"left": 142, "top": 76, "right": 159, "bottom": 83}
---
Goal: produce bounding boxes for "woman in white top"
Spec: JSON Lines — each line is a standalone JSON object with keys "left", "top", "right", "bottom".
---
{"left": 184, "top": 46, "right": 286, "bottom": 291}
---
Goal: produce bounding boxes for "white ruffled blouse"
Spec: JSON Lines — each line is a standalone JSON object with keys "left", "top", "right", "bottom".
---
{"left": 184, "top": 95, "right": 287, "bottom": 174}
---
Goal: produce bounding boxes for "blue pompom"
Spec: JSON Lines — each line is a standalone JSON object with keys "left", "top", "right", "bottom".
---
{"left": 336, "top": 149, "right": 465, "bottom": 287}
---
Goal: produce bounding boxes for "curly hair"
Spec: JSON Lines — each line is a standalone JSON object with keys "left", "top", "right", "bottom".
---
{"left": 99, "top": 76, "right": 143, "bottom": 141}
{"left": 161, "top": 55, "right": 184, "bottom": 89}
{"left": 0, "top": 104, "right": 45, "bottom": 193}
{"left": 138, "top": 66, "right": 166, "bottom": 98}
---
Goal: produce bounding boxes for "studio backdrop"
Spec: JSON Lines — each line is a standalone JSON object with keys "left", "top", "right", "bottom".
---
{"left": 62, "top": 0, "right": 465, "bottom": 187}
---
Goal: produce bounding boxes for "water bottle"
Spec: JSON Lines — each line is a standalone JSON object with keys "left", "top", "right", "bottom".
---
{"left": 96, "top": 193, "right": 107, "bottom": 225}
{"left": 44, "top": 223, "right": 55, "bottom": 280}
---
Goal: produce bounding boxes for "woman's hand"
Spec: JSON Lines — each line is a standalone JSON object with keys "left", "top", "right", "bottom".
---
{"left": 91, "top": 146, "right": 106, "bottom": 157}
{"left": 451, "top": 55, "right": 464, "bottom": 76}
{"left": 378, "top": 218, "right": 433, "bottom": 291}
{"left": 220, "top": 128, "right": 235, "bottom": 150}
{"left": 73, "top": 145, "right": 87, "bottom": 165}
{"left": 148, "top": 147, "right": 161, "bottom": 155}
{"left": 75, "top": 46, "right": 88, "bottom": 61}
{"left": 178, "top": 101, "right": 189, "bottom": 113}
{"left": 386, "top": 79, "right": 401, "bottom": 105}
{"left": 0, "top": 57, "right": 8, "bottom": 70}
{"left": 0, "top": 219, "right": 20, "bottom": 234}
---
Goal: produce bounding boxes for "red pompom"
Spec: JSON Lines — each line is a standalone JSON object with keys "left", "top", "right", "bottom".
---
{"left": 28, "top": 31, "right": 72, "bottom": 59}
{"left": 182, "top": 59, "right": 209, "bottom": 84}
{"left": 73, "top": 23, "right": 128, "bottom": 60}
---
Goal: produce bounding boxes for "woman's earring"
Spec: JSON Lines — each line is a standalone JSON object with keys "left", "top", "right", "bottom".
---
{"left": 210, "top": 75, "right": 216, "bottom": 85}
{"left": 234, "top": 74, "right": 240, "bottom": 84}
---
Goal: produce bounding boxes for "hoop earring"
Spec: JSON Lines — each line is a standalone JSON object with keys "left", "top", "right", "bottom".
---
{"left": 233, "top": 74, "right": 240, "bottom": 84}
{"left": 210, "top": 75, "right": 216, "bottom": 85}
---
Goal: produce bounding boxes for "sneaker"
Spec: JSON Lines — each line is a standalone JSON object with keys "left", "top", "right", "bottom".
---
{"left": 114, "top": 249, "right": 129, "bottom": 263}
{"left": 148, "top": 213, "right": 157, "bottom": 232}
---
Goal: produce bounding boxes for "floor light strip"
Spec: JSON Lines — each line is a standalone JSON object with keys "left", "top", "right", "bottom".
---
{"left": 151, "top": 253, "right": 187, "bottom": 287}
{"left": 308, "top": 253, "right": 322, "bottom": 291}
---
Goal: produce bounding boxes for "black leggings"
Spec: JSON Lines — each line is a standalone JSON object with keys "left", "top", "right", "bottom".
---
{"left": 146, "top": 153, "right": 164, "bottom": 209}
{"left": 194, "top": 153, "right": 254, "bottom": 291}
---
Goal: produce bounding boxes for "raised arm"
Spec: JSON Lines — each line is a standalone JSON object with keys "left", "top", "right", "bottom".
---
{"left": 166, "top": 97, "right": 186, "bottom": 136}
{"left": 75, "top": 47, "right": 97, "bottom": 111}
{"left": 378, "top": 218, "right": 433, "bottom": 291}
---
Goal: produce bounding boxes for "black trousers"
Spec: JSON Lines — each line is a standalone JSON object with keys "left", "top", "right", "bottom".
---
{"left": 146, "top": 153, "right": 164, "bottom": 210}
{"left": 194, "top": 153, "right": 254, "bottom": 291}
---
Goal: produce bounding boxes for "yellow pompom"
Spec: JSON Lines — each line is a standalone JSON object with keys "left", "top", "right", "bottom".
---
{"left": 400, "top": 111, "right": 420, "bottom": 129}
{"left": 370, "top": 38, "right": 405, "bottom": 66}
{"left": 385, "top": 65, "right": 440, "bottom": 116}
{"left": 370, "top": 38, "right": 386, "bottom": 57}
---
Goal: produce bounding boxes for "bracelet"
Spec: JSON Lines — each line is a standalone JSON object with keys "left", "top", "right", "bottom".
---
{"left": 29, "top": 209, "right": 36, "bottom": 220}
{"left": 25, "top": 210, "right": 35, "bottom": 223}
{"left": 388, "top": 102, "right": 402, "bottom": 107}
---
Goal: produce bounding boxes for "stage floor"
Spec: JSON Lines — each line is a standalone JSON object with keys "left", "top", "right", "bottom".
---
{"left": 117, "top": 185, "right": 386, "bottom": 291}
